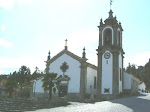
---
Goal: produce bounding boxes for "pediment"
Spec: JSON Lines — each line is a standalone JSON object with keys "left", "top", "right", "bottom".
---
{"left": 47, "top": 49, "right": 82, "bottom": 65}
{"left": 57, "top": 75, "right": 70, "bottom": 81}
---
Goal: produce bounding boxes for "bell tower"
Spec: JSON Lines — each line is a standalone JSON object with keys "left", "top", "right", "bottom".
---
{"left": 97, "top": 10, "right": 125, "bottom": 99}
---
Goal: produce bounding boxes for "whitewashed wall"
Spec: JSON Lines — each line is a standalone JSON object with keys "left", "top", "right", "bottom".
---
{"left": 124, "top": 72, "right": 132, "bottom": 89}
{"left": 86, "top": 67, "right": 97, "bottom": 95}
{"left": 101, "top": 51, "right": 113, "bottom": 94}
{"left": 33, "top": 78, "right": 44, "bottom": 93}
{"left": 138, "top": 82, "right": 146, "bottom": 91}
{"left": 49, "top": 53, "right": 81, "bottom": 93}
{"left": 119, "top": 53, "right": 122, "bottom": 93}
{"left": 33, "top": 53, "right": 81, "bottom": 94}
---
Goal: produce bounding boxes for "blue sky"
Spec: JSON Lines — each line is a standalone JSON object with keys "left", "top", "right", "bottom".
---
{"left": 0, "top": 0, "right": 150, "bottom": 74}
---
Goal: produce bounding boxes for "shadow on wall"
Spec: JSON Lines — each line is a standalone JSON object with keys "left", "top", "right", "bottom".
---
{"left": 110, "top": 94, "right": 150, "bottom": 112}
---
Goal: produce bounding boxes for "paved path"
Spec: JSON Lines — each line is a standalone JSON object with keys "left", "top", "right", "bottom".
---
{"left": 29, "top": 93, "right": 150, "bottom": 112}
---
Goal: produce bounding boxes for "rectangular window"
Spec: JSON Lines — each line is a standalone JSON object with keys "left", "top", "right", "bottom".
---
{"left": 106, "top": 60, "right": 108, "bottom": 64}
{"left": 104, "top": 88, "right": 110, "bottom": 93}
{"left": 94, "top": 77, "right": 97, "bottom": 89}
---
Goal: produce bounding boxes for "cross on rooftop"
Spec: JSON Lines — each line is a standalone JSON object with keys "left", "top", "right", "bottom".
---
{"left": 65, "top": 39, "right": 68, "bottom": 46}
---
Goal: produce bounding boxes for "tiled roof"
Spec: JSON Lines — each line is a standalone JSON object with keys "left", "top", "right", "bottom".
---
{"left": 87, "top": 62, "right": 97, "bottom": 70}
{"left": 45, "top": 48, "right": 97, "bottom": 71}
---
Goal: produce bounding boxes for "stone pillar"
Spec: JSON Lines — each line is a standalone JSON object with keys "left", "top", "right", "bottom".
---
{"left": 113, "top": 28, "right": 117, "bottom": 46}
{"left": 122, "top": 55, "right": 124, "bottom": 91}
{"left": 80, "top": 59, "right": 87, "bottom": 99}
{"left": 113, "top": 51, "right": 119, "bottom": 96}
{"left": 30, "top": 82, "right": 34, "bottom": 99}
{"left": 97, "top": 50, "right": 103, "bottom": 98}
{"left": 45, "top": 62, "right": 50, "bottom": 73}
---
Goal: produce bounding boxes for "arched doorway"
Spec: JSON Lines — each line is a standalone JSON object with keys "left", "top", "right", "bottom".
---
{"left": 57, "top": 75, "right": 70, "bottom": 97}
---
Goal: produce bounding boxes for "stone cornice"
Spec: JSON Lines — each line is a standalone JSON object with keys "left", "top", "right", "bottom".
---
{"left": 97, "top": 46, "right": 125, "bottom": 55}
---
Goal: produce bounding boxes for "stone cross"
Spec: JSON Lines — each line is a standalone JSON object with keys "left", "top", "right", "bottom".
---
{"left": 65, "top": 39, "right": 68, "bottom": 46}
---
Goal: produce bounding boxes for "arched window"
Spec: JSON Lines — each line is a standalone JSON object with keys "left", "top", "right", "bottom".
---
{"left": 104, "top": 29, "right": 112, "bottom": 46}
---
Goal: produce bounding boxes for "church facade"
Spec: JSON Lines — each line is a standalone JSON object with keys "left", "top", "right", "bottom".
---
{"left": 32, "top": 10, "right": 140, "bottom": 100}
{"left": 33, "top": 46, "right": 97, "bottom": 100}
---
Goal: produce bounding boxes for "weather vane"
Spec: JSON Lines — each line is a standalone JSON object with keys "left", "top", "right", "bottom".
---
{"left": 110, "top": 0, "right": 113, "bottom": 9}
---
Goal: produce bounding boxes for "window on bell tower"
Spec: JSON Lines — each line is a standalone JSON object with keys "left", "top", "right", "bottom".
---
{"left": 104, "top": 29, "right": 112, "bottom": 46}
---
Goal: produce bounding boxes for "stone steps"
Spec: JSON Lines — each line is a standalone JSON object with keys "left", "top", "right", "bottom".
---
{"left": 0, "top": 98, "right": 40, "bottom": 111}
{"left": 0, "top": 97, "right": 68, "bottom": 111}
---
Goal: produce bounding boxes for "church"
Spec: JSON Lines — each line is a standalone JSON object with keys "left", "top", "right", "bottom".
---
{"left": 32, "top": 10, "right": 140, "bottom": 100}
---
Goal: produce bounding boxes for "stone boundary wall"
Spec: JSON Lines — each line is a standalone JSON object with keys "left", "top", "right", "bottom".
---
{"left": 33, "top": 92, "right": 81, "bottom": 101}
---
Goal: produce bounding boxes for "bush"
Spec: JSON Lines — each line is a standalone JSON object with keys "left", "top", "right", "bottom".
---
{"left": 18, "top": 87, "right": 30, "bottom": 98}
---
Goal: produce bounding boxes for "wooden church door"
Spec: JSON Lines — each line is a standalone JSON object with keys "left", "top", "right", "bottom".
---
{"left": 59, "top": 85, "right": 68, "bottom": 97}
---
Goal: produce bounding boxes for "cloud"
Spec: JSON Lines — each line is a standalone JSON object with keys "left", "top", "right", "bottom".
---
{"left": 45, "top": 30, "right": 98, "bottom": 65}
{"left": 67, "top": 30, "right": 98, "bottom": 63}
{"left": 124, "top": 51, "right": 150, "bottom": 68}
{"left": 42, "top": 0, "right": 85, "bottom": 5}
{"left": 0, "top": 38, "right": 12, "bottom": 48}
{"left": 0, "top": 0, "right": 14, "bottom": 10}
{"left": 0, "top": 0, "right": 32, "bottom": 10}
{"left": 55, "top": 0, "right": 85, "bottom": 4}
{"left": 67, "top": 30, "right": 98, "bottom": 50}
{"left": 0, "top": 70, "right": 3, "bottom": 74}
{"left": 0, "top": 0, "right": 82, "bottom": 10}
{"left": 17, "top": 0, "right": 32, "bottom": 4}
{"left": 1, "top": 25, "right": 6, "bottom": 31}
{"left": 0, "top": 56, "right": 46, "bottom": 74}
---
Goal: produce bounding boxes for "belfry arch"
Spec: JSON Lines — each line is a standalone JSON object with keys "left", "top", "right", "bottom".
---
{"left": 102, "top": 27, "right": 114, "bottom": 46}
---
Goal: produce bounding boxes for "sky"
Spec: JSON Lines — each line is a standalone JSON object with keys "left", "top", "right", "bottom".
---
{"left": 0, "top": 0, "right": 150, "bottom": 74}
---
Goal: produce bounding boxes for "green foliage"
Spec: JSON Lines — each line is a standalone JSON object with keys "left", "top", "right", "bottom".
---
{"left": 144, "top": 61, "right": 150, "bottom": 89}
{"left": 8, "top": 66, "right": 31, "bottom": 90}
{"left": 4, "top": 65, "right": 35, "bottom": 97}
{"left": 17, "top": 66, "right": 31, "bottom": 88}
{"left": 5, "top": 79, "right": 18, "bottom": 97}
{"left": 42, "top": 73, "right": 58, "bottom": 100}
{"left": 125, "top": 60, "right": 150, "bottom": 90}
{"left": 31, "top": 67, "right": 43, "bottom": 80}
{"left": 18, "top": 87, "right": 30, "bottom": 98}
{"left": 3, "top": 65, "right": 44, "bottom": 98}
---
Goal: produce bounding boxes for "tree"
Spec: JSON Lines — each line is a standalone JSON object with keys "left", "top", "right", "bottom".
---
{"left": 5, "top": 79, "right": 18, "bottom": 97}
{"left": 31, "top": 67, "right": 43, "bottom": 80}
{"left": 17, "top": 65, "right": 31, "bottom": 90}
{"left": 144, "top": 60, "right": 150, "bottom": 90}
{"left": 136, "top": 66, "right": 145, "bottom": 80}
{"left": 126, "top": 63, "right": 137, "bottom": 76}
{"left": 42, "top": 73, "right": 58, "bottom": 100}
{"left": 125, "top": 59, "right": 150, "bottom": 90}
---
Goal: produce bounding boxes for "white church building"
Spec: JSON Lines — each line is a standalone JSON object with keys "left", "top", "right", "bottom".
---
{"left": 32, "top": 10, "right": 141, "bottom": 100}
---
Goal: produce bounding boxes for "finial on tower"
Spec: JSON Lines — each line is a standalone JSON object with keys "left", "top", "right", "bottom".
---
{"left": 65, "top": 39, "right": 68, "bottom": 50}
{"left": 47, "top": 50, "right": 51, "bottom": 61}
{"left": 108, "top": 10, "right": 113, "bottom": 18}
{"left": 100, "top": 18, "right": 103, "bottom": 25}
{"left": 82, "top": 47, "right": 86, "bottom": 58}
